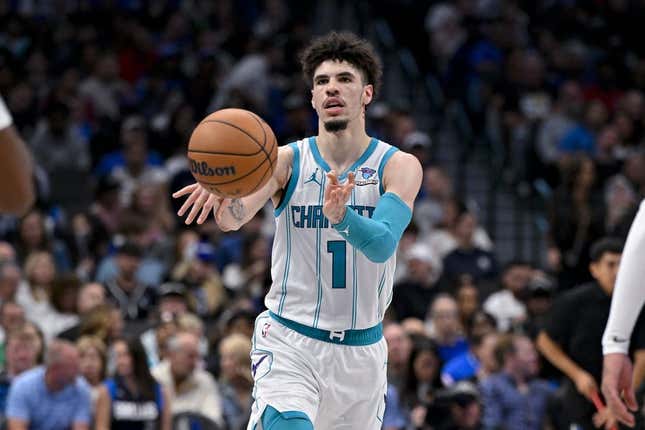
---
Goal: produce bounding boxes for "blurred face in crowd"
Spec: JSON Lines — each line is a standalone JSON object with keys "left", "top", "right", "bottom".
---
{"left": 113, "top": 340, "right": 133, "bottom": 377}
{"left": 48, "top": 343, "right": 81, "bottom": 389}
{"left": 159, "top": 295, "right": 188, "bottom": 318}
{"left": 116, "top": 254, "right": 141, "bottom": 282}
{"left": 109, "top": 309, "right": 125, "bottom": 340}
{"left": 559, "top": 80, "right": 584, "bottom": 118}
{"left": 384, "top": 323, "right": 412, "bottom": 367}
{"left": 0, "top": 265, "right": 21, "bottom": 302}
{"left": 511, "top": 336, "right": 539, "bottom": 379}
{"left": 219, "top": 335, "right": 252, "bottom": 384}
{"left": 123, "top": 138, "right": 148, "bottom": 172}
{"left": 456, "top": 281, "right": 479, "bottom": 321}
{"left": 450, "top": 400, "right": 482, "bottom": 429}
{"left": 77, "top": 283, "right": 106, "bottom": 314}
{"left": 423, "top": 166, "right": 451, "bottom": 199}
{"left": 0, "top": 241, "right": 16, "bottom": 262}
{"left": 413, "top": 348, "right": 440, "bottom": 383}
{"left": 1, "top": 302, "right": 25, "bottom": 332}
{"left": 20, "top": 211, "right": 45, "bottom": 247}
{"left": 430, "top": 296, "right": 461, "bottom": 342}
{"left": 156, "top": 320, "right": 178, "bottom": 362}
{"left": 475, "top": 333, "right": 499, "bottom": 375}
{"left": 310, "top": 60, "right": 373, "bottom": 133}
{"left": 454, "top": 213, "right": 476, "bottom": 247}
{"left": 407, "top": 255, "right": 435, "bottom": 284}
{"left": 502, "top": 264, "right": 531, "bottom": 296}
{"left": 590, "top": 252, "right": 621, "bottom": 294}
{"left": 28, "top": 252, "right": 56, "bottom": 286}
{"left": 169, "top": 332, "right": 200, "bottom": 381}
{"left": 6, "top": 335, "right": 38, "bottom": 376}
{"left": 469, "top": 311, "right": 497, "bottom": 339}
{"left": 79, "top": 345, "right": 104, "bottom": 386}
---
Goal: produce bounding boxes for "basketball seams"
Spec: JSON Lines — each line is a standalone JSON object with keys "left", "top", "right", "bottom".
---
{"left": 190, "top": 109, "right": 278, "bottom": 197}
{"left": 246, "top": 112, "right": 275, "bottom": 171}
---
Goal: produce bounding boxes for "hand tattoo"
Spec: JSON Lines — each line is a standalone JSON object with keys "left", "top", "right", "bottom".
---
{"left": 228, "top": 198, "right": 245, "bottom": 221}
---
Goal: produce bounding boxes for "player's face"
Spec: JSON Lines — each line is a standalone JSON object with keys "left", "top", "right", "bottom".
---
{"left": 311, "top": 60, "right": 373, "bottom": 132}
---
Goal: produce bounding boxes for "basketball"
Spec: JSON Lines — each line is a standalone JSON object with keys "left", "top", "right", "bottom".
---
{"left": 187, "top": 108, "right": 278, "bottom": 198}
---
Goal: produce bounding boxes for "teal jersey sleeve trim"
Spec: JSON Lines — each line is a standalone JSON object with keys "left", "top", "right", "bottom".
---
{"left": 274, "top": 142, "right": 300, "bottom": 217}
{"left": 262, "top": 405, "right": 313, "bottom": 430}
{"left": 378, "top": 146, "right": 399, "bottom": 195}
{"left": 332, "top": 192, "right": 412, "bottom": 263}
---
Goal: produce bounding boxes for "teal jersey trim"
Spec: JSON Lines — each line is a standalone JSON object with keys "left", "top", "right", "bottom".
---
{"left": 274, "top": 142, "right": 301, "bottom": 217}
{"left": 262, "top": 405, "right": 313, "bottom": 430}
{"left": 378, "top": 146, "right": 398, "bottom": 195}
{"left": 277, "top": 210, "right": 292, "bottom": 315}
{"left": 351, "top": 189, "right": 358, "bottom": 329}
{"left": 313, "top": 174, "right": 326, "bottom": 328}
{"left": 309, "top": 137, "right": 379, "bottom": 180}
{"left": 269, "top": 311, "right": 383, "bottom": 346}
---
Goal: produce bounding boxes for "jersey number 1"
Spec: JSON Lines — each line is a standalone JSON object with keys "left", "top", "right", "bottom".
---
{"left": 327, "top": 240, "right": 346, "bottom": 289}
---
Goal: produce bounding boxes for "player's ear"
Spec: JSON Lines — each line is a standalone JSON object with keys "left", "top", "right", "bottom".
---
{"left": 362, "top": 84, "right": 374, "bottom": 106}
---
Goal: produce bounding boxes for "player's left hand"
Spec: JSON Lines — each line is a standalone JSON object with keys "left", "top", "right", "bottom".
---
{"left": 593, "top": 406, "right": 618, "bottom": 430}
{"left": 602, "top": 353, "right": 638, "bottom": 427}
{"left": 323, "top": 170, "right": 354, "bottom": 224}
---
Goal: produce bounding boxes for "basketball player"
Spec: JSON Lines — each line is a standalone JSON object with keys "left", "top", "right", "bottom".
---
{"left": 173, "top": 32, "right": 422, "bottom": 429}
{"left": 602, "top": 201, "right": 645, "bottom": 427}
{"left": 0, "top": 94, "right": 34, "bottom": 215}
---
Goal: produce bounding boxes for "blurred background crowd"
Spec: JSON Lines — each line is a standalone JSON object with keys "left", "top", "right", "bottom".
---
{"left": 1, "top": 0, "right": 645, "bottom": 429}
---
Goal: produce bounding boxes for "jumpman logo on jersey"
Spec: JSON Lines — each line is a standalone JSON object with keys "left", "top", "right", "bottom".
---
{"left": 304, "top": 168, "right": 322, "bottom": 186}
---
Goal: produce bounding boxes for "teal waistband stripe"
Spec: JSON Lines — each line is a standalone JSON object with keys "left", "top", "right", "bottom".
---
{"left": 269, "top": 311, "right": 382, "bottom": 346}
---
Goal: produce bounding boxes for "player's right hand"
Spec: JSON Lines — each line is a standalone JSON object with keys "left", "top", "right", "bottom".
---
{"left": 574, "top": 369, "right": 599, "bottom": 400}
{"left": 172, "top": 182, "right": 226, "bottom": 225}
{"left": 602, "top": 353, "right": 638, "bottom": 427}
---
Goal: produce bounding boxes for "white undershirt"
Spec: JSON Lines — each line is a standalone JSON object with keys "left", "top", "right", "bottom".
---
{"left": 602, "top": 200, "right": 645, "bottom": 354}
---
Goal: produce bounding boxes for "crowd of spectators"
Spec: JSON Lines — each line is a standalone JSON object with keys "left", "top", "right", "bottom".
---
{"left": 1, "top": 1, "right": 645, "bottom": 429}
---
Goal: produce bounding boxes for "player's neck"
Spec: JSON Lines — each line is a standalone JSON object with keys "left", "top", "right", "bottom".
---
{"left": 316, "top": 122, "right": 370, "bottom": 172}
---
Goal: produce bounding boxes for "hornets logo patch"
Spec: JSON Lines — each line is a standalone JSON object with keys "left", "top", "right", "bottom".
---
{"left": 355, "top": 167, "right": 378, "bottom": 186}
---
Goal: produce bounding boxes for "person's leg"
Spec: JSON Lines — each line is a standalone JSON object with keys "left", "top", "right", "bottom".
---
{"left": 260, "top": 405, "right": 313, "bottom": 430}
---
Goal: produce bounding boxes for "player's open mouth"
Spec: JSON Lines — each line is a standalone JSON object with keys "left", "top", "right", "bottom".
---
{"left": 323, "top": 97, "right": 345, "bottom": 115}
{"left": 324, "top": 98, "right": 345, "bottom": 115}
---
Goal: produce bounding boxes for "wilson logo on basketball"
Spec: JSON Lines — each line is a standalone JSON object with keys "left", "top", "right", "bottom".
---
{"left": 190, "top": 159, "right": 236, "bottom": 177}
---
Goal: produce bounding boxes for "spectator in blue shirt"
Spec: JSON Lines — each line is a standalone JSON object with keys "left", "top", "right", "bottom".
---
{"left": 441, "top": 331, "right": 499, "bottom": 386}
{"left": 6, "top": 338, "right": 92, "bottom": 430}
{"left": 480, "top": 334, "right": 553, "bottom": 430}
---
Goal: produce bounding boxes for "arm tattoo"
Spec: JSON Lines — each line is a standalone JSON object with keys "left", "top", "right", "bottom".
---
{"left": 228, "top": 198, "right": 245, "bottom": 221}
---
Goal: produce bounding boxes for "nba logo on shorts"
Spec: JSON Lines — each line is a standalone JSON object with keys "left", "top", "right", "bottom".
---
{"left": 262, "top": 322, "right": 271, "bottom": 337}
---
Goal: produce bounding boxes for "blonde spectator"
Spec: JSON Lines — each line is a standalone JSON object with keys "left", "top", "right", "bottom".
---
{"left": 218, "top": 333, "right": 253, "bottom": 430}
{"left": 77, "top": 336, "right": 107, "bottom": 406}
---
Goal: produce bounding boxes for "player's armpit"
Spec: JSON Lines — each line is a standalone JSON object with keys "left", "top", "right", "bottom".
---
{"left": 381, "top": 151, "right": 423, "bottom": 209}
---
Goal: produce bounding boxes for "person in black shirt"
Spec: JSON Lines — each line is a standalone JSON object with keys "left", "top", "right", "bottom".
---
{"left": 536, "top": 237, "right": 645, "bottom": 430}
{"left": 95, "top": 337, "right": 171, "bottom": 430}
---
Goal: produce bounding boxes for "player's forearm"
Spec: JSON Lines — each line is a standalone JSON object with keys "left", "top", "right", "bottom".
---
{"left": 536, "top": 331, "right": 585, "bottom": 382}
{"left": 603, "top": 200, "right": 645, "bottom": 354}
{"left": 332, "top": 192, "right": 411, "bottom": 263}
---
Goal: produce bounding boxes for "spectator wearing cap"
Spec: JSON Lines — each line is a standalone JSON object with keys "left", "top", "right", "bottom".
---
{"left": 435, "top": 381, "right": 482, "bottom": 430}
{"left": 171, "top": 241, "right": 227, "bottom": 319}
{"left": 140, "top": 282, "right": 189, "bottom": 368}
{"left": 402, "top": 130, "right": 433, "bottom": 166}
{"left": 480, "top": 334, "right": 553, "bottom": 430}
{"left": 152, "top": 330, "right": 224, "bottom": 427}
{"left": 537, "top": 237, "right": 645, "bottom": 429}
{"left": 482, "top": 261, "right": 533, "bottom": 332}
{"left": 102, "top": 241, "right": 157, "bottom": 320}
{"left": 392, "top": 242, "right": 442, "bottom": 321}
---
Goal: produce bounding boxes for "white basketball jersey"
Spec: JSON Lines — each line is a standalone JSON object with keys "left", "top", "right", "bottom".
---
{"left": 266, "top": 136, "right": 399, "bottom": 330}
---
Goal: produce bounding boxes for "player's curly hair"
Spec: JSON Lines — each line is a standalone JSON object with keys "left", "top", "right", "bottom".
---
{"left": 300, "top": 31, "right": 383, "bottom": 97}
